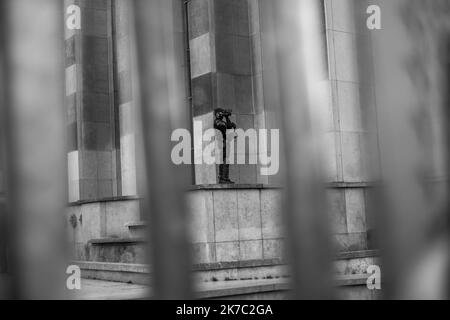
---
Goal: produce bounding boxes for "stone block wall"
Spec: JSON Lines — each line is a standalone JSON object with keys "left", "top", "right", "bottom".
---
{"left": 65, "top": 0, "right": 118, "bottom": 202}
{"left": 189, "top": 186, "right": 372, "bottom": 265}
{"left": 66, "top": 188, "right": 285, "bottom": 264}
{"left": 188, "top": 187, "right": 284, "bottom": 264}
{"left": 328, "top": 186, "right": 371, "bottom": 252}
{"left": 67, "top": 185, "right": 372, "bottom": 264}
{"left": 66, "top": 198, "right": 141, "bottom": 259}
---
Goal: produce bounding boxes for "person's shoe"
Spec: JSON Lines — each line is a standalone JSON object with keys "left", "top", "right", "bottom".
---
{"left": 222, "top": 165, "right": 235, "bottom": 184}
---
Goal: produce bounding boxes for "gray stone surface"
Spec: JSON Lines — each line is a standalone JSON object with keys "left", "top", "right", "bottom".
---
{"left": 213, "top": 190, "right": 239, "bottom": 242}
{"left": 237, "top": 190, "right": 262, "bottom": 241}
{"left": 76, "top": 274, "right": 379, "bottom": 300}
{"left": 74, "top": 249, "right": 379, "bottom": 288}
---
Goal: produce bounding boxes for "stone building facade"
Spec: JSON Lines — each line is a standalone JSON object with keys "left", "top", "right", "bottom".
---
{"left": 61, "top": 0, "right": 379, "bottom": 294}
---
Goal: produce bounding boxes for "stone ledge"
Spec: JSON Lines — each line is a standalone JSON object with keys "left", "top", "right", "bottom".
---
{"left": 75, "top": 261, "right": 150, "bottom": 273}
{"left": 88, "top": 237, "right": 147, "bottom": 245}
{"left": 328, "top": 182, "right": 377, "bottom": 189}
{"left": 75, "top": 260, "right": 289, "bottom": 284}
{"left": 196, "top": 279, "right": 290, "bottom": 299}
{"left": 67, "top": 182, "right": 379, "bottom": 206}
{"left": 187, "top": 184, "right": 282, "bottom": 191}
{"left": 194, "top": 258, "right": 285, "bottom": 271}
{"left": 74, "top": 249, "right": 379, "bottom": 274}
{"left": 76, "top": 279, "right": 149, "bottom": 300}
{"left": 335, "top": 274, "right": 370, "bottom": 286}
{"left": 74, "top": 258, "right": 285, "bottom": 274}
{"left": 199, "top": 274, "right": 372, "bottom": 300}
{"left": 68, "top": 195, "right": 140, "bottom": 207}
{"left": 188, "top": 182, "right": 377, "bottom": 191}
{"left": 77, "top": 274, "right": 373, "bottom": 300}
{"left": 76, "top": 278, "right": 289, "bottom": 300}
{"left": 335, "top": 250, "right": 380, "bottom": 260}
{"left": 125, "top": 221, "right": 147, "bottom": 228}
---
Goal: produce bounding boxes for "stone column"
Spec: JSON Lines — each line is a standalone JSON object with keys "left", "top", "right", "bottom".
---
{"left": 188, "top": 0, "right": 257, "bottom": 184}
{"left": 65, "top": 0, "right": 118, "bottom": 201}
{"left": 323, "top": 0, "right": 377, "bottom": 252}
{"left": 112, "top": 0, "right": 191, "bottom": 197}
{"left": 248, "top": 0, "right": 285, "bottom": 185}
{"left": 112, "top": 0, "right": 137, "bottom": 196}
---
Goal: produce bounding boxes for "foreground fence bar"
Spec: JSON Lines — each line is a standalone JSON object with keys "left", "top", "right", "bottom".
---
{"left": 359, "top": 0, "right": 450, "bottom": 299}
{"left": 273, "top": 0, "right": 334, "bottom": 299}
{"left": 0, "top": 0, "right": 68, "bottom": 299}
{"left": 133, "top": 0, "right": 192, "bottom": 300}
{"left": 0, "top": 0, "right": 7, "bottom": 295}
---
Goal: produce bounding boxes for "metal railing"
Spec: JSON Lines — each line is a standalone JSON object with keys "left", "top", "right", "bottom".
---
{"left": 0, "top": 0, "right": 68, "bottom": 299}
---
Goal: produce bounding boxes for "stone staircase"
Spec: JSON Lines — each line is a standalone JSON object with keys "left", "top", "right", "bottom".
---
{"left": 72, "top": 219, "right": 381, "bottom": 299}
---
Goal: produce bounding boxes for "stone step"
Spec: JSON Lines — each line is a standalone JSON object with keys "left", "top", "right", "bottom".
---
{"left": 82, "top": 234, "right": 379, "bottom": 266}
{"left": 76, "top": 278, "right": 290, "bottom": 300}
{"left": 76, "top": 261, "right": 151, "bottom": 285}
{"left": 125, "top": 221, "right": 147, "bottom": 238}
{"left": 75, "top": 259, "right": 288, "bottom": 285}
{"left": 77, "top": 275, "right": 379, "bottom": 300}
{"left": 84, "top": 238, "right": 147, "bottom": 264}
{"left": 75, "top": 249, "right": 380, "bottom": 285}
{"left": 83, "top": 236, "right": 380, "bottom": 270}
{"left": 334, "top": 250, "right": 381, "bottom": 275}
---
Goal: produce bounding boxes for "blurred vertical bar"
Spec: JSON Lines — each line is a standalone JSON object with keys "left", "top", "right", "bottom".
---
{"left": 0, "top": 0, "right": 68, "bottom": 299}
{"left": 357, "top": 0, "right": 450, "bottom": 299}
{"left": 0, "top": 0, "right": 8, "bottom": 298}
{"left": 133, "top": 0, "right": 192, "bottom": 299}
{"left": 273, "top": 0, "right": 333, "bottom": 299}
{"left": 446, "top": 24, "right": 450, "bottom": 300}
